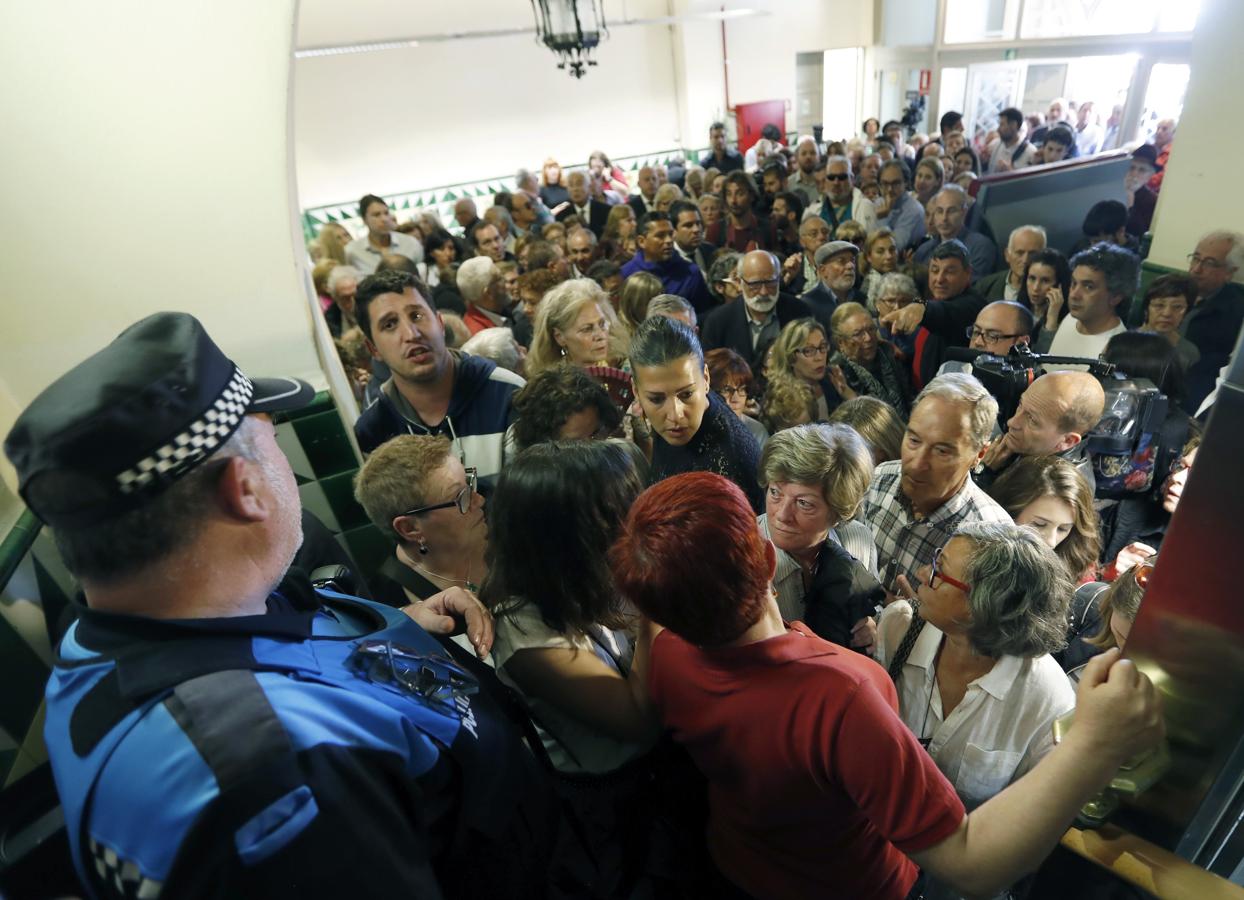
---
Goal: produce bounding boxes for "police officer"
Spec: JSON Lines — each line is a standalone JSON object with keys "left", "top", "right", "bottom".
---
{"left": 4, "top": 313, "right": 558, "bottom": 898}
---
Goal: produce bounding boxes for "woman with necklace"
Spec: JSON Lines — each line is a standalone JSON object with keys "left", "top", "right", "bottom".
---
{"left": 353, "top": 434, "right": 488, "bottom": 608}
{"left": 876, "top": 523, "right": 1075, "bottom": 812}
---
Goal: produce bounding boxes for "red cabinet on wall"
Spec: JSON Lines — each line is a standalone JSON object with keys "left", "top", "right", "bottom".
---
{"left": 734, "top": 100, "right": 786, "bottom": 154}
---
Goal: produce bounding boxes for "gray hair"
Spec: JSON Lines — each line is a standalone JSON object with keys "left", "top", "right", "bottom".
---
{"left": 934, "top": 183, "right": 968, "bottom": 208}
{"left": 49, "top": 416, "right": 268, "bottom": 582}
{"left": 825, "top": 154, "right": 852, "bottom": 176}
{"left": 1008, "top": 224, "right": 1048, "bottom": 251}
{"left": 913, "top": 373, "right": 998, "bottom": 450}
{"left": 327, "top": 265, "right": 361, "bottom": 296}
{"left": 456, "top": 256, "right": 496, "bottom": 304}
{"left": 954, "top": 522, "right": 1073, "bottom": 658}
{"left": 462, "top": 327, "right": 523, "bottom": 373}
{"left": 568, "top": 226, "right": 597, "bottom": 247}
{"left": 868, "top": 271, "right": 919, "bottom": 312}
{"left": 646, "top": 294, "right": 696, "bottom": 327}
{"left": 758, "top": 423, "right": 874, "bottom": 523}
{"left": 515, "top": 167, "right": 537, "bottom": 190}
{"left": 1201, "top": 229, "right": 1244, "bottom": 272}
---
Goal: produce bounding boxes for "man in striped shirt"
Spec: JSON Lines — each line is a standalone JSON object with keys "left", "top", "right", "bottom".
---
{"left": 863, "top": 373, "right": 1013, "bottom": 596}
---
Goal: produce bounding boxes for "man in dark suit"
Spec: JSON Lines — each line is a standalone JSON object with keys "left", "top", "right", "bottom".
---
{"left": 627, "top": 166, "right": 659, "bottom": 219}
{"left": 1183, "top": 230, "right": 1244, "bottom": 411}
{"left": 801, "top": 241, "right": 862, "bottom": 333}
{"left": 974, "top": 225, "right": 1046, "bottom": 301}
{"left": 556, "top": 170, "right": 611, "bottom": 238}
{"left": 670, "top": 199, "right": 717, "bottom": 276}
{"left": 701, "top": 249, "right": 812, "bottom": 374}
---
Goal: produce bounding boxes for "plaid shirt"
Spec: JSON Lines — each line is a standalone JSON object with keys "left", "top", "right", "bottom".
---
{"left": 863, "top": 460, "right": 1013, "bottom": 590}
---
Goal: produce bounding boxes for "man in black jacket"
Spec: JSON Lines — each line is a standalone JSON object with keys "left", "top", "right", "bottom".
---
{"left": 556, "top": 170, "right": 611, "bottom": 238}
{"left": 880, "top": 240, "right": 987, "bottom": 387}
{"left": 700, "top": 250, "right": 812, "bottom": 375}
{"left": 1183, "top": 230, "right": 1244, "bottom": 412}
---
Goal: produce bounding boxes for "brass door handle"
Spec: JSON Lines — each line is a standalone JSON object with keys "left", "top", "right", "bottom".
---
{"left": 1052, "top": 710, "right": 1172, "bottom": 828}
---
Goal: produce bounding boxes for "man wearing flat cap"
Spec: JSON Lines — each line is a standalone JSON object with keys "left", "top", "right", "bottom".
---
{"left": 801, "top": 240, "right": 862, "bottom": 333}
{"left": 5, "top": 313, "right": 557, "bottom": 898}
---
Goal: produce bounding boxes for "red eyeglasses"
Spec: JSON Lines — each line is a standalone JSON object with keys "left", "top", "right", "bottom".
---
{"left": 928, "top": 546, "right": 971, "bottom": 593}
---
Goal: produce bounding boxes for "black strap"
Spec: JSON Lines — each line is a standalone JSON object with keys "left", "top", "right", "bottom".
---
{"left": 164, "top": 670, "right": 294, "bottom": 792}
{"left": 887, "top": 609, "right": 927, "bottom": 683}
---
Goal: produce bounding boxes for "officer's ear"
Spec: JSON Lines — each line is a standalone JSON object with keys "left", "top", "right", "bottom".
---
{"left": 216, "top": 456, "right": 273, "bottom": 523}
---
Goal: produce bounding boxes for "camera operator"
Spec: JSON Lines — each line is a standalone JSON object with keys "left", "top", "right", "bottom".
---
{"left": 976, "top": 370, "right": 1105, "bottom": 492}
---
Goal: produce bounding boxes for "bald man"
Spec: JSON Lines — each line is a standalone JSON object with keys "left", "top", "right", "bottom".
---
{"left": 975, "top": 226, "right": 1047, "bottom": 301}
{"left": 978, "top": 370, "right": 1106, "bottom": 491}
{"left": 628, "top": 166, "right": 660, "bottom": 218}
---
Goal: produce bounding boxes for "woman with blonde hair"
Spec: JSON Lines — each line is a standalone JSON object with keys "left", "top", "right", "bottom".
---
{"left": 527, "top": 278, "right": 617, "bottom": 378}
{"left": 860, "top": 227, "right": 898, "bottom": 303}
{"left": 599, "top": 204, "right": 638, "bottom": 263}
{"left": 539, "top": 157, "right": 570, "bottom": 209}
{"left": 315, "top": 221, "right": 351, "bottom": 265}
{"left": 683, "top": 165, "right": 706, "bottom": 200}
{"left": 913, "top": 156, "right": 945, "bottom": 208}
{"left": 828, "top": 396, "right": 906, "bottom": 465}
{"left": 653, "top": 183, "right": 684, "bottom": 213}
{"left": 765, "top": 317, "right": 841, "bottom": 422}
{"left": 610, "top": 271, "right": 663, "bottom": 363}
{"left": 988, "top": 455, "right": 1101, "bottom": 583}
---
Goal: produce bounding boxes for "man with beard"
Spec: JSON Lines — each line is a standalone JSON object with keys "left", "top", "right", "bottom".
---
{"left": 352, "top": 270, "right": 525, "bottom": 478}
{"left": 705, "top": 171, "right": 776, "bottom": 253}
{"left": 806, "top": 156, "right": 877, "bottom": 234}
{"left": 701, "top": 249, "right": 812, "bottom": 373}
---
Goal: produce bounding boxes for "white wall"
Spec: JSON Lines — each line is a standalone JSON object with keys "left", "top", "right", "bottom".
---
{"left": 0, "top": 1, "right": 332, "bottom": 496}
{"left": 1148, "top": 0, "right": 1243, "bottom": 273}
{"left": 295, "top": 0, "right": 876, "bottom": 209}
{"left": 294, "top": 24, "right": 683, "bottom": 208}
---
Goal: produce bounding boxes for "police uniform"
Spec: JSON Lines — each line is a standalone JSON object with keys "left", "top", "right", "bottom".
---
{"left": 4, "top": 313, "right": 557, "bottom": 899}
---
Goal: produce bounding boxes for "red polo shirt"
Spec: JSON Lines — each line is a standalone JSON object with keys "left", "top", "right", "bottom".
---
{"left": 649, "top": 622, "right": 965, "bottom": 900}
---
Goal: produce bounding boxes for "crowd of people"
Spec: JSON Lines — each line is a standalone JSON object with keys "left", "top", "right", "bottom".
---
{"left": 14, "top": 101, "right": 1237, "bottom": 899}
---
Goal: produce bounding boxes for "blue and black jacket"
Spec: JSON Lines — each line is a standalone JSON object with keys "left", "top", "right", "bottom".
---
{"left": 44, "top": 579, "right": 557, "bottom": 899}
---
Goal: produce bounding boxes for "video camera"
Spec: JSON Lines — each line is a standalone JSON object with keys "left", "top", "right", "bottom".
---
{"left": 946, "top": 344, "right": 1175, "bottom": 499}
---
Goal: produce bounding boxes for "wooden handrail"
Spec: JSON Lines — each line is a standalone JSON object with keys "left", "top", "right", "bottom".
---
{"left": 1061, "top": 825, "right": 1244, "bottom": 899}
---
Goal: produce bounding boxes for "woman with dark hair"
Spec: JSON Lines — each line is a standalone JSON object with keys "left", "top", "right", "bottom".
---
{"left": 862, "top": 117, "right": 881, "bottom": 141}
{"left": 953, "top": 146, "right": 980, "bottom": 178}
{"left": 988, "top": 455, "right": 1101, "bottom": 583}
{"left": 419, "top": 229, "right": 458, "bottom": 289}
{"left": 510, "top": 366, "right": 623, "bottom": 450}
{"left": 631, "top": 315, "right": 764, "bottom": 511}
{"left": 1102, "top": 331, "right": 1187, "bottom": 408}
{"left": 611, "top": 472, "right": 1162, "bottom": 900}
{"left": 912, "top": 157, "right": 945, "bottom": 209}
{"left": 598, "top": 204, "right": 638, "bottom": 263}
{"left": 1139, "top": 273, "right": 1200, "bottom": 372}
{"left": 1019, "top": 248, "right": 1072, "bottom": 351}
{"left": 485, "top": 441, "right": 656, "bottom": 774}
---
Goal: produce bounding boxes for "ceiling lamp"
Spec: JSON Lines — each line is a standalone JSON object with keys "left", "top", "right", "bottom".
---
{"left": 530, "top": 0, "right": 608, "bottom": 78}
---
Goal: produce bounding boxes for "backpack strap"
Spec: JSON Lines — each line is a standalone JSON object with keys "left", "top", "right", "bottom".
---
{"left": 887, "top": 608, "right": 928, "bottom": 684}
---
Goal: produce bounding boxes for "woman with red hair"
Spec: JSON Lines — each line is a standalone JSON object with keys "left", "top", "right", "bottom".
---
{"left": 610, "top": 471, "right": 1163, "bottom": 900}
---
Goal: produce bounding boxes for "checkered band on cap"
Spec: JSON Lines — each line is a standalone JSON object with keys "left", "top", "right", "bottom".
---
{"left": 115, "top": 367, "right": 254, "bottom": 495}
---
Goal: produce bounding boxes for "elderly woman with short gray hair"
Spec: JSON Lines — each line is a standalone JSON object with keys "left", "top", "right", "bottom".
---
{"left": 757, "top": 423, "right": 885, "bottom": 652}
{"left": 827, "top": 301, "right": 913, "bottom": 417}
{"left": 876, "top": 521, "right": 1075, "bottom": 810}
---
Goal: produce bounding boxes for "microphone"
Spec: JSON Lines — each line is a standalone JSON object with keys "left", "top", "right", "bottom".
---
{"left": 942, "top": 347, "right": 992, "bottom": 364}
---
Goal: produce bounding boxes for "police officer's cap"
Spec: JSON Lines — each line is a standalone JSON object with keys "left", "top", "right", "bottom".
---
{"left": 4, "top": 312, "right": 314, "bottom": 529}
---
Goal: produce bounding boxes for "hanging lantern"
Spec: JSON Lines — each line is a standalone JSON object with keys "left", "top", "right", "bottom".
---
{"left": 530, "top": 0, "right": 607, "bottom": 78}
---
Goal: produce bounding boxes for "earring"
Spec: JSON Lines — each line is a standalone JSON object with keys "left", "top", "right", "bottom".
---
{"left": 559, "top": 346, "right": 567, "bottom": 357}
{"left": 418, "top": 540, "right": 429, "bottom": 556}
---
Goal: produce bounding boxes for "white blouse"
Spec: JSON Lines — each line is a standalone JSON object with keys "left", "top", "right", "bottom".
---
{"left": 491, "top": 599, "right": 650, "bottom": 775}
{"left": 876, "top": 601, "right": 1076, "bottom": 809}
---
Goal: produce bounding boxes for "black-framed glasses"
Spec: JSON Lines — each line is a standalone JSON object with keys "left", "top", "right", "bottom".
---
{"left": 402, "top": 467, "right": 478, "bottom": 517}
{"left": 966, "top": 326, "right": 1025, "bottom": 343}
{"left": 718, "top": 384, "right": 749, "bottom": 398}
{"left": 740, "top": 276, "right": 780, "bottom": 292}
{"left": 928, "top": 546, "right": 971, "bottom": 592}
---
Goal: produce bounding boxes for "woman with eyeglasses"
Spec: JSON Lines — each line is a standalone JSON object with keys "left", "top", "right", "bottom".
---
{"left": 827, "top": 302, "right": 912, "bottom": 417}
{"left": 871, "top": 272, "right": 921, "bottom": 361}
{"left": 876, "top": 522, "right": 1076, "bottom": 811}
{"left": 353, "top": 435, "right": 489, "bottom": 612}
{"left": 706, "top": 347, "right": 768, "bottom": 446}
{"left": 765, "top": 317, "right": 843, "bottom": 423}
